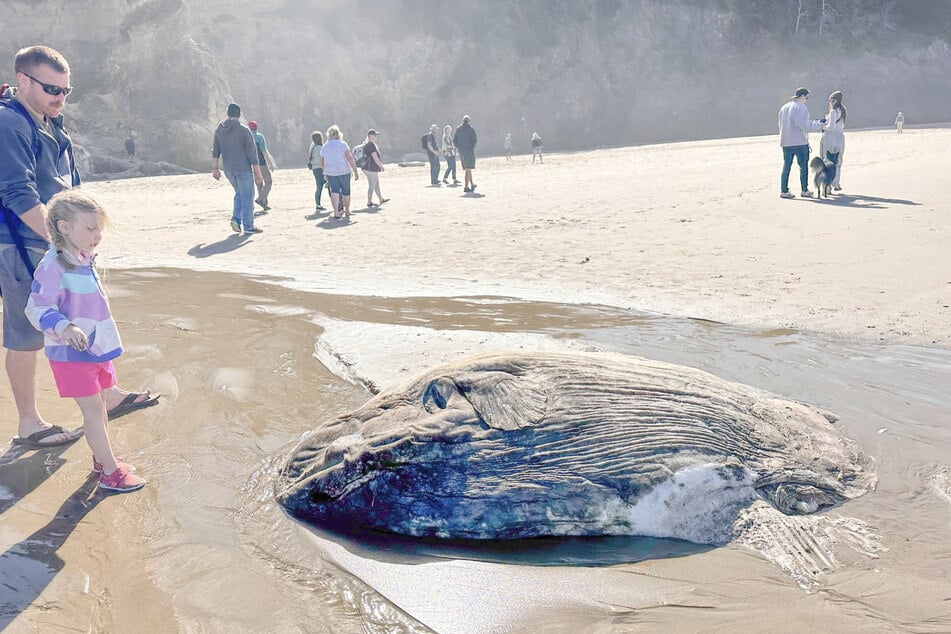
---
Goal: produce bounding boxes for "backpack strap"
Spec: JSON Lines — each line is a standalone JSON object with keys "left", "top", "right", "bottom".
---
{"left": 0, "top": 97, "right": 50, "bottom": 287}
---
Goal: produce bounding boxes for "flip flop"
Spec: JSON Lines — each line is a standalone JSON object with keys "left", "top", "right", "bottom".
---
{"left": 107, "top": 391, "right": 161, "bottom": 420}
{"left": 12, "top": 424, "right": 83, "bottom": 448}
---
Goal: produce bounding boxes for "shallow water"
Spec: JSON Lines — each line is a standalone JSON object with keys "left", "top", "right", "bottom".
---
{"left": 2, "top": 268, "right": 949, "bottom": 632}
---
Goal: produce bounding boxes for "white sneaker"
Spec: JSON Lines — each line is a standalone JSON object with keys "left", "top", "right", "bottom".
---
{"left": 779, "top": 192, "right": 795, "bottom": 199}
{"left": 800, "top": 190, "right": 814, "bottom": 198}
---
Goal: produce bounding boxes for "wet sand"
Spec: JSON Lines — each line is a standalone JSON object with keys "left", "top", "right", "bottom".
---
{"left": 2, "top": 130, "right": 950, "bottom": 632}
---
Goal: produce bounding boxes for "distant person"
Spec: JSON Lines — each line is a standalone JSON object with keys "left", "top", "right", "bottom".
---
{"left": 124, "top": 135, "right": 135, "bottom": 157}
{"left": 423, "top": 124, "right": 440, "bottom": 185}
{"left": 212, "top": 102, "right": 264, "bottom": 233}
{"left": 319, "top": 124, "right": 359, "bottom": 219}
{"left": 504, "top": 133, "right": 512, "bottom": 160}
{"left": 25, "top": 191, "right": 146, "bottom": 492}
{"left": 453, "top": 115, "right": 478, "bottom": 193}
{"left": 531, "top": 132, "right": 543, "bottom": 164}
{"left": 441, "top": 124, "right": 458, "bottom": 185}
{"left": 362, "top": 129, "right": 388, "bottom": 207}
{"left": 895, "top": 111, "right": 904, "bottom": 134}
{"left": 778, "top": 87, "right": 824, "bottom": 199}
{"left": 820, "top": 90, "right": 846, "bottom": 192}
{"left": 307, "top": 130, "right": 328, "bottom": 211}
{"left": 248, "top": 120, "right": 276, "bottom": 211}
{"left": 2, "top": 44, "right": 158, "bottom": 449}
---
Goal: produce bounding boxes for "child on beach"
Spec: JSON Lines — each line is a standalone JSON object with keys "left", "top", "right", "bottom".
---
{"left": 25, "top": 191, "right": 146, "bottom": 493}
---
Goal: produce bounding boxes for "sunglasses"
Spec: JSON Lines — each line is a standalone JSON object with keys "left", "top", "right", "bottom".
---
{"left": 21, "top": 71, "right": 73, "bottom": 97}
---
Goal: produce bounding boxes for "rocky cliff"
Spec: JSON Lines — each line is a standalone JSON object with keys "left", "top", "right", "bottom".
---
{"left": 2, "top": 0, "right": 949, "bottom": 175}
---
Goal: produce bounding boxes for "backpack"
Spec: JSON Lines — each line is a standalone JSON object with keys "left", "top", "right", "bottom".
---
{"left": 352, "top": 143, "right": 367, "bottom": 169}
{"left": 421, "top": 134, "right": 430, "bottom": 151}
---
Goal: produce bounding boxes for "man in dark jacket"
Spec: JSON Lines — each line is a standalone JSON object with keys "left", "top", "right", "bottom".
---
{"left": 212, "top": 103, "right": 264, "bottom": 234}
{"left": 453, "top": 115, "right": 478, "bottom": 192}
{"left": 1, "top": 45, "right": 158, "bottom": 448}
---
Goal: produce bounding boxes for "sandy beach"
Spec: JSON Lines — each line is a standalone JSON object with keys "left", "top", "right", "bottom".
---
{"left": 2, "top": 129, "right": 950, "bottom": 632}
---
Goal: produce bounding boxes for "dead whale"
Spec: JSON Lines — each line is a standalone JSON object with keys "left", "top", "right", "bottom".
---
{"left": 276, "top": 352, "right": 875, "bottom": 545}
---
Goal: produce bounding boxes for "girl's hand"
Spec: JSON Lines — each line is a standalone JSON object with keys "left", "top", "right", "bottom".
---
{"left": 63, "top": 324, "right": 88, "bottom": 351}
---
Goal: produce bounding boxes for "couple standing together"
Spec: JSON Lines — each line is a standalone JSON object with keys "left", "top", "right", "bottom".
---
{"left": 779, "top": 87, "right": 846, "bottom": 198}
{"left": 425, "top": 115, "right": 477, "bottom": 192}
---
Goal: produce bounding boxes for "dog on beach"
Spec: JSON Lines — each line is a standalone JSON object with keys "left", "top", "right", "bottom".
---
{"left": 809, "top": 156, "right": 836, "bottom": 199}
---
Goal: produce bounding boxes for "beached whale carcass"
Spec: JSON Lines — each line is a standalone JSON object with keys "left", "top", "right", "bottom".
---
{"left": 276, "top": 352, "right": 876, "bottom": 545}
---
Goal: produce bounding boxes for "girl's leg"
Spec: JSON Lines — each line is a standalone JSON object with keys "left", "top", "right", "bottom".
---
{"left": 373, "top": 173, "right": 383, "bottom": 202}
{"left": 76, "top": 393, "right": 118, "bottom": 474}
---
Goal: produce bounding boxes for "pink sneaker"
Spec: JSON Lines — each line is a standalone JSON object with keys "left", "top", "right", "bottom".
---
{"left": 92, "top": 454, "right": 136, "bottom": 473}
{"left": 98, "top": 464, "right": 146, "bottom": 492}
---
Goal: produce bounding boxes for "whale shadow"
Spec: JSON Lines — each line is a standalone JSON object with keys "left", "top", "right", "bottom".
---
{"left": 295, "top": 519, "right": 712, "bottom": 567}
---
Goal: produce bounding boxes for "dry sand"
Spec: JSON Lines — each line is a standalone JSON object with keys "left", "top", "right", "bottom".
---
{"left": 88, "top": 126, "right": 951, "bottom": 347}
{"left": 2, "top": 128, "right": 950, "bottom": 632}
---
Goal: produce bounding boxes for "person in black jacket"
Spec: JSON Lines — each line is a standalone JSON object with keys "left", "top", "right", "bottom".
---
{"left": 453, "top": 115, "right": 478, "bottom": 192}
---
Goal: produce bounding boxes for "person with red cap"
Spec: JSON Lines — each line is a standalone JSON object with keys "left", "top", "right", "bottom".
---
{"left": 248, "top": 120, "right": 276, "bottom": 210}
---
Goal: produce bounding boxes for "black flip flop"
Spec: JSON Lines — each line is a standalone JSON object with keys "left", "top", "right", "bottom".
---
{"left": 107, "top": 391, "right": 161, "bottom": 420}
{"left": 12, "top": 424, "right": 83, "bottom": 448}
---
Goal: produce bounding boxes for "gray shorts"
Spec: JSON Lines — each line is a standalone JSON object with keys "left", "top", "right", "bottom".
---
{"left": 0, "top": 244, "right": 45, "bottom": 351}
{"left": 459, "top": 149, "right": 476, "bottom": 170}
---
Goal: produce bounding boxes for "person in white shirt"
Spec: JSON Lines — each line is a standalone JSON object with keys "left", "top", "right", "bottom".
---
{"left": 895, "top": 111, "right": 904, "bottom": 134}
{"left": 820, "top": 90, "right": 846, "bottom": 191}
{"left": 778, "top": 87, "right": 825, "bottom": 199}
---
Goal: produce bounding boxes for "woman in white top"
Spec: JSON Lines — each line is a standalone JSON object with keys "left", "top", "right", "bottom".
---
{"left": 820, "top": 90, "right": 846, "bottom": 191}
{"left": 318, "top": 124, "right": 359, "bottom": 219}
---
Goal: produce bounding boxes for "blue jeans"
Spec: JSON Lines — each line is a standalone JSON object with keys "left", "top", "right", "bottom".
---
{"left": 225, "top": 169, "right": 255, "bottom": 230}
{"left": 427, "top": 152, "right": 440, "bottom": 184}
{"left": 442, "top": 155, "right": 456, "bottom": 182}
{"left": 781, "top": 145, "right": 809, "bottom": 193}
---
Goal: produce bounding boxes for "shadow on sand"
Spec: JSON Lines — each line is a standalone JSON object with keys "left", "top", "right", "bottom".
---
{"left": 187, "top": 233, "right": 251, "bottom": 258}
{"left": 0, "top": 461, "right": 102, "bottom": 629}
{"left": 812, "top": 193, "right": 919, "bottom": 209}
{"left": 0, "top": 443, "right": 77, "bottom": 516}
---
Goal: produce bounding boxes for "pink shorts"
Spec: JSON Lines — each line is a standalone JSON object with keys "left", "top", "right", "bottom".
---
{"left": 49, "top": 360, "right": 117, "bottom": 398}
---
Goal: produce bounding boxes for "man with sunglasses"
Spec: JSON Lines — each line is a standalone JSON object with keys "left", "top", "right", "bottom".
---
{"left": 0, "top": 45, "right": 158, "bottom": 448}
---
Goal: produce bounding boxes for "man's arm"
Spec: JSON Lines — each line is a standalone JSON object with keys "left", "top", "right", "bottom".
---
{"left": 18, "top": 204, "right": 50, "bottom": 240}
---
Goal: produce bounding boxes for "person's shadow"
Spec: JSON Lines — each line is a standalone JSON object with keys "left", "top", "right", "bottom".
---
{"left": 0, "top": 443, "right": 74, "bottom": 516}
{"left": 817, "top": 193, "right": 919, "bottom": 209}
{"left": 0, "top": 474, "right": 101, "bottom": 629}
{"left": 187, "top": 233, "right": 251, "bottom": 258}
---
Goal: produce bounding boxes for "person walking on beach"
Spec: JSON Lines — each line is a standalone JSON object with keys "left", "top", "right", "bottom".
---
{"left": 248, "top": 120, "right": 276, "bottom": 211}
{"left": 504, "top": 133, "right": 512, "bottom": 160}
{"left": 307, "top": 130, "right": 328, "bottom": 211}
{"left": 895, "top": 111, "right": 904, "bottom": 134}
{"left": 531, "top": 132, "right": 544, "bottom": 164}
{"left": 124, "top": 135, "right": 135, "bottom": 158}
{"left": 1, "top": 45, "right": 158, "bottom": 450}
{"left": 778, "top": 87, "right": 824, "bottom": 199}
{"left": 820, "top": 90, "right": 846, "bottom": 191}
{"left": 319, "top": 124, "right": 359, "bottom": 220}
{"left": 212, "top": 102, "right": 264, "bottom": 234}
{"left": 362, "top": 129, "right": 388, "bottom": 207}
{"left": 423, "top": 124, "right": 441, "bottom": 186}
{"left": 453, "top": 115, "right": 478, "bottom": 192}
{"left": 441, "top": 125, "right": 458, "bottom": 185}
{"left": 25, "top": 191, "right": 146, "bottom": 492}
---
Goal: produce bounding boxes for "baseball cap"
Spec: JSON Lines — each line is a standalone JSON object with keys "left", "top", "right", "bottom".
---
{"left": 367, "top": 129, "right": 379, "bottom": 136}
{"left": 793, "top": 87, "right": 810, "bottom": 98}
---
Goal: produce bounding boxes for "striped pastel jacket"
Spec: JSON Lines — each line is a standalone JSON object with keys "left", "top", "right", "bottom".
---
{"left": 25, "top": 248, "right": 123, "bottom": 363}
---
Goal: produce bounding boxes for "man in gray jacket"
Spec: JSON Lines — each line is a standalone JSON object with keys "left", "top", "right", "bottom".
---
{"left": 778, "top": 87, "right": 825, "bottom": 199}
{"left": 212, "top": 103, "right": 264, "bottom": 233}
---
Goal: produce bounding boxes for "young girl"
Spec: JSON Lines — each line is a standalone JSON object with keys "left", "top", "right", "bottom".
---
{"left": 25, "top": 191, "right": 146, "bottom": 493}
